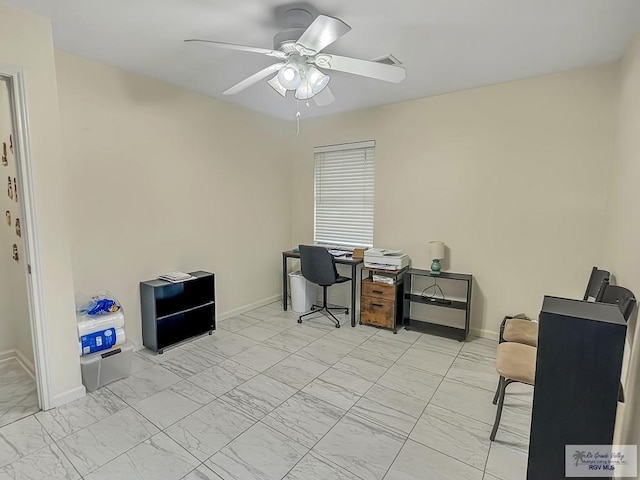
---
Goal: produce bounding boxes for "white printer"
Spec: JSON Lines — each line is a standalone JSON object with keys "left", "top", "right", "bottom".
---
{"left": 364, "top": 248, "right": 410, "bottom": 270}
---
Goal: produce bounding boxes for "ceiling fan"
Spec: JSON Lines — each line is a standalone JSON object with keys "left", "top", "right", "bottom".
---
{"left": 185, "top": 8, "right": 406, "bottom": 106}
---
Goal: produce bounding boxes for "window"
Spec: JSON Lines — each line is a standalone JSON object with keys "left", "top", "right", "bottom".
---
{"left": 314, "top": 140, "right": 375, "bottom": 248}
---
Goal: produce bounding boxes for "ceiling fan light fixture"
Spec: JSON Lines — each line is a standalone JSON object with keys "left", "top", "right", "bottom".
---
{"left": 295, "top": 65, "right": 330, "bottom": 100}
{"left": 307, "top": 66, "right": 330, "bottom": 94}
{"left": 277, "top": 63, "right": 302, "bottom": 89}
{"left": 295, "top": 80, "right": 313, "bottom": 100}
{"left": 267, "top": 75, "right": 287, "bottom": 97}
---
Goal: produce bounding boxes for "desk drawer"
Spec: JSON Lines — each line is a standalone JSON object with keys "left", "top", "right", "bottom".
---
{"left": 361, "top": 296, "right": 395, "bottom": 329}
{"left": 362, "top": 279, "right": 395, "bottom": 300}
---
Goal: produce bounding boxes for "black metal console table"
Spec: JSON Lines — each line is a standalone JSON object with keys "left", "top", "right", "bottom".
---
{"left": 403, "top": 268, "right": 472, "bottom": 341}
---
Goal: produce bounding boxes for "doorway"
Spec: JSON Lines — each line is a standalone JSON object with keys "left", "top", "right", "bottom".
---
{"left": 0, "top": 73, "right": 41, "bottom": 424}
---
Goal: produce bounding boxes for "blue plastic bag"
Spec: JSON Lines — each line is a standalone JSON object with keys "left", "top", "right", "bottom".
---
{"left": 76, "top": 291, "right": 121, "bottom": 316}
{"left": 87, "top": 298, "right": 119, "bottom": 315}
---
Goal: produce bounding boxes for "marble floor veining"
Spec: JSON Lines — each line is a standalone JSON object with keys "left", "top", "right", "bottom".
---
{"left": 0, "top": 357, "right": 39, "bottom": 429}
{"left": 0, "top": 302, "right": 532, "bottom": 479}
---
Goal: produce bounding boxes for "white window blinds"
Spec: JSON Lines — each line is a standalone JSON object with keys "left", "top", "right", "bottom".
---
{"left": 314, "top": 140, "right": 375, "bottom": 248}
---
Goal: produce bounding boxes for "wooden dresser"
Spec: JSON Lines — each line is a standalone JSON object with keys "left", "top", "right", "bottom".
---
{"left": 360, "top": 268, "right": 406, "bottom": 333}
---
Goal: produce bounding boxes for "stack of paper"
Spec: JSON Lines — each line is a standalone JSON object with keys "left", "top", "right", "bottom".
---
{"left": 158, "top": 272, "right": 195, "bottom": 283}
{"left": 373, "top": 275, "right": 395, "bottom": 284}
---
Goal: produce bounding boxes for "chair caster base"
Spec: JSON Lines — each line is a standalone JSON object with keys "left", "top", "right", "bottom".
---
{"left": 335, "top": 323, "right": 340, "bottom": 328}
{"left": 359, "top": 321, "right": 363, "bottom": 325}
{"left": 345, "top": 309, "right": 349, "bottom": 314}
{"left": 297, "top": 319, "right": 302, "bottom": 324}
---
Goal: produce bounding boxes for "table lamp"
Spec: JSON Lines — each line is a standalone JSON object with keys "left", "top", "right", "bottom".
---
{"left": 429, "top": 241, "right": 445, "bottom": 275}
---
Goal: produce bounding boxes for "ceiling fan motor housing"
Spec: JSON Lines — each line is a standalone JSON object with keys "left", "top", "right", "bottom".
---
{"left": 273, "top": 8, "right": 313, "bottom": 53}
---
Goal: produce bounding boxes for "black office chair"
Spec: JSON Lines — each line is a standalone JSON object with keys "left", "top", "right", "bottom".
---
{"left": 297, "top": 245, "right": 351, "bottom": 328}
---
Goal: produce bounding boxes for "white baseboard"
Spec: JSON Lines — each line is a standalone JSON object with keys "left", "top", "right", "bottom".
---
{"left": 0, "top": 348, "right": 36, "bottom": 378}
{"left": 52, "top": 385, "right": 86, "bottom": 409}
{"left": 470, "top": 327, "right": 499, "bottom": 341}
{"left": 0, "top": 349, "right": 15, "bottom": 363}
{"left": 15, "top": 350, "right": 35, "bottom": 379}
{"left": 217, "top": 294, "right": 281, "bottom": 321}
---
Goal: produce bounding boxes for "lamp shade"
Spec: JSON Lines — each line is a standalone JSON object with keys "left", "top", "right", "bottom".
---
{"left": 429, "top": 241, "right": 445, "bottom": 260}
{"left": 295, "top": 79, "right": 314, "bottom": 100}
{"left": 267, "top": 75, "right": 287, "bottom": 97}
{"left": 295, "top": 65, "right": 330, "bottom": 100}
{"left": 307, "top": 66, "right": 330, "bottom": 94}
{"left": 277, "top": 63, "right": 302, "bottom": 90}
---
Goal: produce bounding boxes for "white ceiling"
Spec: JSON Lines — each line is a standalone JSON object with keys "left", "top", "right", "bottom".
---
{"left": 5, "top": 0, "right": 640, "bottom": 120}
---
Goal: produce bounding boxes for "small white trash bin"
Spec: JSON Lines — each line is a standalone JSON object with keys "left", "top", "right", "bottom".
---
{"left": 289, "top": 271, "right": 315, "bottom": 313}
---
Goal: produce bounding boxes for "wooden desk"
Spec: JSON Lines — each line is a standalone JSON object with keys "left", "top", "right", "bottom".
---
{"left": 282, "top": 250, "right": 363, "bottom": 327}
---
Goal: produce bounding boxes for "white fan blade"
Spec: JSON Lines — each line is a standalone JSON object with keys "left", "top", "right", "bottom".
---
{"left": 313, "top": 54, "right": 406, "bottom": 83}
{"left": 223, "top": 63, "right": 285, "bottom": 95}
{"left": 295, "top": 15, "right": 351, "bottom": 56}
{"left": 184, "top": 39, "right": 287, "bottom": 59}
{"left": 313, "top": 86, "right": 335, "bottom": 106}
{"left": 267, "top": 75, "right": 287, "bottom": 97}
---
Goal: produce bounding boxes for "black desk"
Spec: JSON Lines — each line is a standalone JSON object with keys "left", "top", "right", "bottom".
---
{"left": 282, "top": 250, "right": 363, "bottom": 327}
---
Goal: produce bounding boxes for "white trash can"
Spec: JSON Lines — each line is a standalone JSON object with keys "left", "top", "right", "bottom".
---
{"left": 289, "top": 271, "right": 315, "bottom": 313}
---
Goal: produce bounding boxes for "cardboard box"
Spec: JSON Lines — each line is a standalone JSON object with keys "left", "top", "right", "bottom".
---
{"left": 353, "top": 248, "right": 368, "bottom": 260}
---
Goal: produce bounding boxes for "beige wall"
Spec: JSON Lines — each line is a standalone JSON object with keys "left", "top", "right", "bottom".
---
{"left": 54, "top": 52, "right": 291, "bottom": 348}
{"left": 605, "top": 31, "right": 640, "bottom": 446}
{"left": 0, "top": 78, "right": 18, "bottom": 356}
{"left": 291, "top": 64, "right": 618, "bottom": 336}
{"left": 0, "top": 78, "right": 32, "bottom": 365}
{"left": 0, "top": 1, "right": 630, "bottom": 417}
{"left": 0, "top": 4, "right": 81, "bottom": 405}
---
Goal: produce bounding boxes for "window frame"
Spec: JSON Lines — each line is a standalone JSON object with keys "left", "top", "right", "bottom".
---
{"left": 313, "top": 140, "right": 375, "bottom": 248}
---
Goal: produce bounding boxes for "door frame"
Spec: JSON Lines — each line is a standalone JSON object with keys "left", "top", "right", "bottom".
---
{"left": 1, "top": 65, "right": 53, "bottom": 410}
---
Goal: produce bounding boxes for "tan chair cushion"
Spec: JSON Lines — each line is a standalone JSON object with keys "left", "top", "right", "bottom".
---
{"left": 503, "top": 319, "right": 538, "bottom": 347}
{"left": 496, "top": 342, "right": 537, "bottom": 385}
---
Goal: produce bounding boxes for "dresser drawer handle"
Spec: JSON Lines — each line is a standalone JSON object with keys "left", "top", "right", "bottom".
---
{"left": 372, "top": 290, "right": 384, "bottom": 294}
{"left": 371, "top": 303, "right": 384, "bottom": 307}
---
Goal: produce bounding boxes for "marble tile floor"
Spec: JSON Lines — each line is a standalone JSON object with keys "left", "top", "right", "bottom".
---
{"left": 0, "top": 357, "right": 39, "bottom": 428}
{"left": 0, "top": 302, "right": 532, "bottom": 479}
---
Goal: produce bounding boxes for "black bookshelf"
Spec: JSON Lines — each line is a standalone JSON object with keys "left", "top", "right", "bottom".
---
{"left": 140, "top": 271, "right": 215, "bottom": 353}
